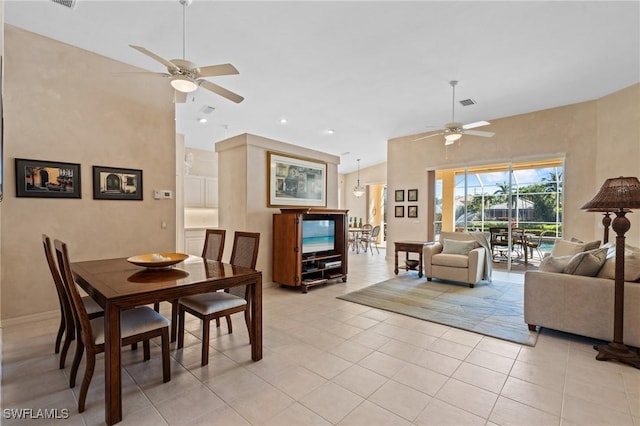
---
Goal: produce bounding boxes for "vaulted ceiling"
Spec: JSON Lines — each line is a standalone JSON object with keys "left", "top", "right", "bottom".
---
{"left": 5, "top": 1, "right": 639, "bottom": 173}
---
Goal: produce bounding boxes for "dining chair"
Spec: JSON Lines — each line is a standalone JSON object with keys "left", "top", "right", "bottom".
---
{"left": 42, "top": 234, "right": 103, "bottom": 370}
{"left": 54, "top": 239, "right": 171, "bottom": 412}
{"left": 153, "top": 228, "right": 226, "bottom": 341}
{"left": 360, "top": 225, "right": 381, "bottom": 255}
{"left": 489, "top": 227, "right": 510, "bottom": 259}
{"left": 358, "top": 224, "right": 373, "bottom": 252}
{"left": 177, "top": 231, "right": 260, "bottom": 366}
{"left": 526, "top": 230, "right": 553, "bottom": 260}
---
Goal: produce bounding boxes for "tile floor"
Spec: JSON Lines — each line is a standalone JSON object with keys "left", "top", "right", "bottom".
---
{"left": 2, "top": 250, "right": 640, "bottom": 425}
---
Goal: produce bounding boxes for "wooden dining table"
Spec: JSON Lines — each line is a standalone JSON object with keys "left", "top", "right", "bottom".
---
{"left": 71, "top": 256, "right": 262, "bottom": 425}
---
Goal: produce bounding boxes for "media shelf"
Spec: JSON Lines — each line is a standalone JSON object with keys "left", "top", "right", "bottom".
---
{"left": 272, "top": 208, "right": 348, "bottom": 293}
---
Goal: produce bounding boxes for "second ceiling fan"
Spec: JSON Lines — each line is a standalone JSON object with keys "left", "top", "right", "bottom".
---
{"left": 414, "top": 80, "right": 494, "bottom": 145}
{"left": 129, "top": 0, "right": 244, "bottom": 104}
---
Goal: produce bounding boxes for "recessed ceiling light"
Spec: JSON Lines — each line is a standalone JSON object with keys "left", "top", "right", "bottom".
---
{"left": 280, "top": 118, "right": 288, "bottom": 124}
{"left": 326, "top": 129, "right": 335, "bottom": 135}
{"left": 198, "top": 118, "right": 207, "bottom": 123}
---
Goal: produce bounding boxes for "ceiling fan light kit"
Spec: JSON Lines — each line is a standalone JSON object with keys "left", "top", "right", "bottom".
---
{"left": 170, "top": 75, "right": 198, "bottom": 93}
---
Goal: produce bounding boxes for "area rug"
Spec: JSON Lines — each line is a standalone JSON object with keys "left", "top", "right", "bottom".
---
{"left": 338, "top": 275, "right": 537, "bottom": 346}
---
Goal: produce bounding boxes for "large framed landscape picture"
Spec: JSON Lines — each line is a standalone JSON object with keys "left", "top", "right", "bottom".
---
{"left": 15, "top": 158, "right": 81, "bottom": 198}
{"left": 93, "top": 166, "right": 143, "bottom": 200}
{"left": 268, "top": 152, "right": 326, "bottom": 207}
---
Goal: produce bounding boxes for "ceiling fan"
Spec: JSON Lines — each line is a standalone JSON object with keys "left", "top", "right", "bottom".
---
{"left": 129, "top": 0, "right": 244, "bottom": 104}
{"left": 414, "top": 80, "right": 494, "bottom": 145}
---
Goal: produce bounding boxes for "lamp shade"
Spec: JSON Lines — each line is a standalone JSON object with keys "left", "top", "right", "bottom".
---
{"left": 581, "top": 176, "right": 640, "bottom": 210}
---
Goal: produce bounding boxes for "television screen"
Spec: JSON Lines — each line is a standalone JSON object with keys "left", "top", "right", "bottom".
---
{"left": 302, "top": 219, "right": 335, "bottom": 254}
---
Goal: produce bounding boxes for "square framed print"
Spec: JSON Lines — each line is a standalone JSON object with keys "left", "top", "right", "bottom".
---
{"left": 267, "top": 152, "right": 327, "bottom": 207}
{"left": 15, "top": 158, "right": 81, "bottom": 198}
{"left": 408, "top": 189, "right": 418, "bottom": 202}
{"left": 93, "top": 166, "right": 143, "bottom": 200}
{"left": 408, "top": 205, "right": 418, "bottom": 218}
{"left": 395, "top": 189, "right": 404, "bottom": 202}
{"left": 395, "top": 205, "right": 404, "bottom": 218}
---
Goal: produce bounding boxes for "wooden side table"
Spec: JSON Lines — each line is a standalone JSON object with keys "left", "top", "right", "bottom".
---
{"left": 394, "top": 241, "right": 432, "bottom": 278}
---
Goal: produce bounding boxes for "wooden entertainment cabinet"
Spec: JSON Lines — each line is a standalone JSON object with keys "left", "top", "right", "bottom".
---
{"left": 272, "top": 208, "right": 348, "bottom": 293}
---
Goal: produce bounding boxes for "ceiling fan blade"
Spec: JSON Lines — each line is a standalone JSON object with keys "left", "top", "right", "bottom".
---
{"left": 463, "top": 120, "right": 490, "bottom": 130}
{"left": 198, "top": 64, "right": 239, "bottom": 77}
{"left": 464, "top": 130, "right": 495, "bottom": 137}
{"left": 129, "top": 45, "right": 179, "bottom": 72}
{"left": 198, "top": 80, "right": 244, "bottom": 103}
{"left": 173, "top": 90, "right": 188, "bottom": 103}
{"left": 412, "top": 132, "right": 444, "bottom": 142}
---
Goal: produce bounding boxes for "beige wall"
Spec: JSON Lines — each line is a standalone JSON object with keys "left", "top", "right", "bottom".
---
{"left": 387, "top": 83, "right": 640, "bottom": 249}
{"left": 1, "top": 26, "right": 177, "bottom": 321}
{"left": 216, "top": 134, "right": 340, "bottom": 283}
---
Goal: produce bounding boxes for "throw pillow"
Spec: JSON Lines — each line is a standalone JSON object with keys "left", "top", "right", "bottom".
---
{"left": 597, "top": 250, "right": 640, "bottom": 281}
{"left": 563, "top": 247, "right": 608, "bottom": 276}
{"left": 539, "top": 255, "right": 573, "bottom": 273}
{"left": 441, "top": 239, "right": 476, "bottom": 255}
{"left": 551, "top": 239, "right": 586, "bottom": 257}
{"left": 583, "top": 240, "right": 602, "bottom": 252}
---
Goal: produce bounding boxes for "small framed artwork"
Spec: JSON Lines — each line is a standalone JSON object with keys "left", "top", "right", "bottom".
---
{"left": 267, "top": 151, "right": 327, "bottom": 207}
{"left": 395, "top": 205, "right": 405, "bottom": 218}
{"left": 15, "top": 158, "right": 81, "bottom": 198}
{"left": 408, "top": 189, "right": 418, "bottom": 202}
{"left": 408, "top": 205, "right": 418, "bottom": 218}
{"left": 93, "top": 166, "right": 143, "bottom": 200}
{"left": 395, "top": 189, "right": 404, "bottom": 202}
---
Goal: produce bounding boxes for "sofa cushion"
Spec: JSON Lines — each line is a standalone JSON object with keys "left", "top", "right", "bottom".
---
{"left": 563, "top": 247, "right": 608, "bottom": 277}
{"left": 432, "top": 253, "right": 469, "bottom": 268}
{"left": 539, "top": 255, "right": 573, "bottom": 273}
{"left": 441, "top": 239, "right": 476, "bottom": 255}
{"left": 551, "top": 239, "right": 586, "bottom": 257}
{"left": 597, "top": 249, "right": 640, "bottom": 281}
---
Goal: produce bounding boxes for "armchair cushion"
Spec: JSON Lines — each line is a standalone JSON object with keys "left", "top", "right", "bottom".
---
{"left": 563, "top": 247, "right": 608, "bottom": 277}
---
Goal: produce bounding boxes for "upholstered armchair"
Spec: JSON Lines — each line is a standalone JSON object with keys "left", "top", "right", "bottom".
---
{"left": 423, "top": 231, "right": 490, "bottom": 288}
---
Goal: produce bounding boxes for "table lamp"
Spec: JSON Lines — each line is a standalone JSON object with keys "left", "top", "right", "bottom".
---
{"left": 581, "top": 176, "right": 640, "bottom": 368}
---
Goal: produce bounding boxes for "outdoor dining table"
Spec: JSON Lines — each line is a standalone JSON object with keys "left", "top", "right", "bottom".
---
{"left": 71, "top": 256, "right": 263, "bottom": 425}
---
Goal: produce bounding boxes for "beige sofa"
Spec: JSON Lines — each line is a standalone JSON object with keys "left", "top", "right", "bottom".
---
{"left": 524, "top": 270, "right": 640, "bottom": 347}
{"left": 423, "top": 231, "right": 490, "bottom": 288}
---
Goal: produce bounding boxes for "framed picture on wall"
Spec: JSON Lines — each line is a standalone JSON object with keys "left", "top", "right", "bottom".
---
{"left": 15, "top": 158, "right": 81, "bottom": 198}
{"left": 93, "top": 166, "right": 143, "bottom": 200}
{"left": 395, "top": 190, "right": 404, "bottom": 202}
{"left": 267, "top": 152, "right": 327, "bottom": 207}
{"left": 395, "top": 205, "right": 404, "bottom": 217}
{"left": 408, "top": 189, "right": 418, "bottom": 202}
{"left": 408, "top": 205, "right": 418, "bottom": 218}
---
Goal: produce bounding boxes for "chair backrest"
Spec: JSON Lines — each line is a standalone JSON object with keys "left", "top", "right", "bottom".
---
{"left": 202, "top": 229, "right": 226, "bottom": 261}
{"left": 370, "top": 225, "right": 381, "bottom": 239}
{"left": 489, "top": 227, "right": 507, "bottom": 243}
{"left": 54, "top": 239, "right": 94, "bottom": 347}
{"left": 43, "top": 234, "right": 75, "bottom": 334}
{"left": 230, "top": 232, "right": 260, "bottom": 269}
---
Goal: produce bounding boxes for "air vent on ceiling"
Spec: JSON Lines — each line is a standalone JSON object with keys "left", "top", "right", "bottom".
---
{"left": 459, "top": 98, "right": 477, "bottom": 107}
{"left": 200, "top": 105, "right": 216, "bottom": 114}
{"left": 50, "top": 0, "right": 77, "bottom": 9}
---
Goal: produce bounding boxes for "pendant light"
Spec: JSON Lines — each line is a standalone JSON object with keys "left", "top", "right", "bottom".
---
{"left": 353, "top": 159, "right": 365, "bottom": 197}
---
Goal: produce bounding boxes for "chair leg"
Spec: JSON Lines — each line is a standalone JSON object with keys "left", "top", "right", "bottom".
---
{"left": 244, "top": 309, "right": 252, "bottom": 344}
{"left": 59, "top": 324, "right": 75, "bottom": 370}
{"left": 201, "top": 318, "right": 211, "bottom": 366}
{"left": 78, "top": 351, "right": 95, "bottom": 413}
{"left": 215, "top": 318, "right": 221, "bottom": 328}
{"left": 225, "top": 315, "right": 233, "bottom": 334}
{"left": 161, "top": 328, "right": 171, "bottom": 383}
{"left": 153, "top": 302, "right": 160, "bottom": 312}
{"left": 143, "top": 340, "right": 151, "bottom": 361}
{"left": 131, "top": 342, "right": 138, "bottom": 351}
{"left": 55, "top": 316, "right": 65, "bottom": 354}
{"left": 177, "top": 305, "right": 185, "bottom": 349}
{"left": 69, "top": 335, "right": 84, "bottom": 388}
{"left": 170, "top": 300, "right": 179, "bottom": 343}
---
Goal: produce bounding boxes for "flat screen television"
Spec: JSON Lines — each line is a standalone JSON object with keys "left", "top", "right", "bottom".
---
{"left": 302, "top": 219, "right": 335, "bottom": 254}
